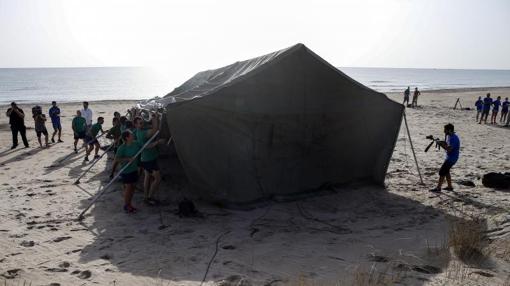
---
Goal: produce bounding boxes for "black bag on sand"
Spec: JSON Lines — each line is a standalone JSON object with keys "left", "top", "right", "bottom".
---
{"left": 482, "top": 172, "right": 510, "bottom": 189}
{"left": 177, "top": 198, "right": 200, "bottom": 218}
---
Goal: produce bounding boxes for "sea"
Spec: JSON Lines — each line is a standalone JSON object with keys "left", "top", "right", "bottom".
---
{"left": 1, "top": 67, "right": 510, "bottom": 105}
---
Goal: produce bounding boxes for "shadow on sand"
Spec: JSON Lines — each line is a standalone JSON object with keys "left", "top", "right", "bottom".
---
{"left": 72, "top": 174, "right": 488, "bottom": 285}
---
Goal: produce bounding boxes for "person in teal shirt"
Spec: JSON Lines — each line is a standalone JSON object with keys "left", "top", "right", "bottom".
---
{"left": 134, "top": 113, "right": 165, "bottom": 205}
{"left": 72, "top": 110, "right": 87, "bottom": 153}
{"left": 84, "top": 117, "right": 104, "bottom": 161}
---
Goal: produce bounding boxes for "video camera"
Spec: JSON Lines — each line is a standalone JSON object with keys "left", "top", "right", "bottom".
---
{"left": 425, "top": 135, "right": 442, "bottom": 152}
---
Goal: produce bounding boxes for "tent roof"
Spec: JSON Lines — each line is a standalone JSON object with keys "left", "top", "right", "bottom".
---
{"left": 159, "top": 43, "right": 379, "bottom": 107}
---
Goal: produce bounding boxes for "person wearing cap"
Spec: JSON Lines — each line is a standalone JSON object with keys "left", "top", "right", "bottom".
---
{"left": 80, "top": 101, "right": 93, "bottom": 129}
{"left": 6, "top": 102, "right": 29, "bottom": 149}
{"left": 49, "top": 101, "right": 63, "bottom": 143}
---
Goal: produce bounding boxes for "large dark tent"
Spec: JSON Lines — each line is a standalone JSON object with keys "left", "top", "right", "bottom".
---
{"left": 153, "top": 43, "right": 404, "bottom": 204}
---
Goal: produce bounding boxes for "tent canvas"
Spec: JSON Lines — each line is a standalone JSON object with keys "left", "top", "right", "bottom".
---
{"left": 155, "top": 43, "right": 404, "bottom": 204}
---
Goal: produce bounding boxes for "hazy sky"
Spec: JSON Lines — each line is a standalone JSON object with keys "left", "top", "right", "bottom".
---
{"left": 1, "top": 0, "right": 509, "bottom": 73}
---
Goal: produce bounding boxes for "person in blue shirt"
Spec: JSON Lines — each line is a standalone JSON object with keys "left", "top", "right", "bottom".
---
{"left": 49, "top": 101, "right": 63, "bottom": 143}
{"left": 491, "top": 96, "right": 501, "bottom": 124}
{"left": 430, "top": 123, "right": 460, "bottom": 193}
{"left": 479, "top": 93, "right": 492, "bottom": 124}
{"left": 474, "top": 96, "right": 483, "bottom": 122}
{"left": 499, "top": 97, "right": 508, "bottom": 124}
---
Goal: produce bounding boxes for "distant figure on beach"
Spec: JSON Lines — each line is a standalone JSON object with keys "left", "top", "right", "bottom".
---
{"left": 475, "top": 96, "right": 483, "bottom": 121}
{"left": 72, "top": 110, "right": 87, "bottom": 153}
{"left": 479, "top": 93, "right": 492, "bottom": 124}
{"left": 84, "top": 117, "right": 104, "bottom": 161}
{"left": 6, "top": 102, "right": 29, "bottom": 149}
{"left": 491, "top": 96, "right": 501, "bottom": 124}
{"left": 412, "top": 87, "right": 421, "bottom": 107}
{"left": 430, "top": 123, "right": 460, "bottom": 193}
{"left": 403, "top": 87, "right": 410, "bottom": 106}
{"left": 49, "top": 101, "right": 63, "bottom": 143}
{"left": 80, "top": 101, "right": 93, "bottom": 129}
{"left": 32, "top": 106, "right": 49, "bottom": 148}
{"left": 501, "top": 97, "right": 509, "bottom": 124}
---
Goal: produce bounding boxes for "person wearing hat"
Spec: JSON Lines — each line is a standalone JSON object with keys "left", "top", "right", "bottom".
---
{"left": 6, "top": 102, "right": 29, "bottom": 149}
{"left": 49, "top": 101, "right": 63, "bottom": 143}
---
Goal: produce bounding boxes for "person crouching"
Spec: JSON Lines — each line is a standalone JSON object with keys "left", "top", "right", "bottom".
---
{"left": 429, "top": 123, "right": 460, "bottom": 193}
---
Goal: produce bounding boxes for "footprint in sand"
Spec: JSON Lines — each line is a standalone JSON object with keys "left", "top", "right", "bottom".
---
{"left": 58, "top": 261, "right": 70, "bottom": 268}
{"left": 53, "top": 236, "right": 71, "bottom": 243}
{"left": 1, "top": 269, "right": 21, "bottom": 279}
{"left": 20, "top": 240, "right": 35, "bottom": 247}
{"left": 78, "top": 270, "right": 92, "bottom": 279}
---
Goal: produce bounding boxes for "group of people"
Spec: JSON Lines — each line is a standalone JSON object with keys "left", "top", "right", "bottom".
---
{"left": 6, "top": 101, "right": 64, "bottom": 149}
{"left": 7, "top": 101, "right": 167, "bottom": 213}
{"left": 402, "top": 86, "right": 421, "bottom": 108}
{"left": 475, "top": 93, "right": 510, "bottom": 125}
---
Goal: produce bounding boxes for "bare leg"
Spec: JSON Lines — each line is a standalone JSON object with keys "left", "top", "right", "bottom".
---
{"left": 149, "top": 170, "right": 161, "bottom": 199}
{"left": 446, "top": 173, "right": 452, "bottom": 188}
{"left": 58, "top": 128, "right": 62, "bottom": 141}
{"left": 94, "top": 143, "right": 100, "bottom": 156}
{"left": 74, "top": 138, "right": 78, "bottom": 150}
{"left": 37, "top": 136, "right": 42, "bottom": 147}
{"left": 143, "top": 170, "right": 151, "bottom": 200}
{"left": 436, "top": 176, "right": 445, "bottom": 189}
{"left": 44, "top": 134, "right": 49, "bottom": 147}
{"left": 124, "top": 184, "right": 135, "bottom": 207}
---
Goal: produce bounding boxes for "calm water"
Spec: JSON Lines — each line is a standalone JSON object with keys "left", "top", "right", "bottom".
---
{"left": 1, "top": 67, "right": 510, "bottom": 104}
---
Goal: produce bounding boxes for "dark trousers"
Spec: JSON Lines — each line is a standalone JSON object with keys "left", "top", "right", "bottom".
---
{"left": 11, "top": 125, "right": 29, "bottom": 147}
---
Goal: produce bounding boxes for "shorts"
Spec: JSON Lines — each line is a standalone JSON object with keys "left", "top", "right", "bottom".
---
{"left": 74, "top": 131, "right": 86, "bottom": 139}
{"left": 121, "top": 171, "right": 138, "bottom": 184}
{"left": 141, "top": 159, "right": 159, "bottom": 173}
{"left": 492, "top": 110, "right": 499, "bottom": 115}
{"left": 439, "top": 160, "right": 455, "bottom": 176}
{"left": 85, "top": 135, "right": 98, "bottom": 146}
{"left": 51, "top": 119, "right": 61, "bottom": 130}
{"left": 36, "top": 128, "right": 48, "bottom": 137}
{"left": 482, "top": 109, "right": 490, "bottom": 115}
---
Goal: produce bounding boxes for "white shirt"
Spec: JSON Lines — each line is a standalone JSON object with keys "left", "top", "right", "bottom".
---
{"left": 81, "top": 108, "right": 93, "bottom": 126}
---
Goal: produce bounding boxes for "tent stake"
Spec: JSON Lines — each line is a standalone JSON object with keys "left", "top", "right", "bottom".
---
{"left": 74, "top": 143, "right": 115, "bottom": 184}
{"left": 77, "top": 130, "right": 160, "bottom": 220}
{"left": 403, "top": 111, "right": 424, "bottom": 185}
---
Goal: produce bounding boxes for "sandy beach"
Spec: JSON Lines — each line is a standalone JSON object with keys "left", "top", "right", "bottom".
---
{"left": 1, "top": 89, "right": 509, "bottom": 285}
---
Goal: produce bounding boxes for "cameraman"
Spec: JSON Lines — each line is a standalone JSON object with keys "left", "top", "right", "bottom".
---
{"left": 6, "top": 102, "right": 29, "bottom": 149}
{"left": 430, "top": 123, "right": 460, "bottom": 193}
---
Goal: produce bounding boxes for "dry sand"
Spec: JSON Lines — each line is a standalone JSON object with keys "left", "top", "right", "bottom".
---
{"left": 0, "top": 90, "right": 509, "bottom": 285}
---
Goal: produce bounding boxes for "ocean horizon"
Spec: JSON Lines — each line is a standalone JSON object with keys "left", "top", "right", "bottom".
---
{"left": 1, "top": 66, "right": 510, "bottom": 105}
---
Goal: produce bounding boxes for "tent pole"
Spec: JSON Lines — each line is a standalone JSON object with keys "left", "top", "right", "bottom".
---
{"left": 74, "top": 143, "right": 115, "bottom": 184}
{"left": 77, "top": 130, "right": 160, "bottom": 220}
{"left": 403, "top": 111, "right": 424, "bottom": 185}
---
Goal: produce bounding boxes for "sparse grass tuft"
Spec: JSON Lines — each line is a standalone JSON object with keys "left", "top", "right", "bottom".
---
{"left": 448, "top": 217, "right": 487, "bottom": 263}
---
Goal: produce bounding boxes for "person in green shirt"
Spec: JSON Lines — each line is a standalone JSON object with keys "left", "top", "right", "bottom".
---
{"left": 72, "top": 110, "right": 87, "bottom": 153}
{"left": 106, "top": 117, "right": 121, "bottom": 153}
{"left": 84, "top": 117, "right": 104, "bottom": 161}
{"left": 114, "top": 130, "right": 142, "bottom": 213}
{"left": 112, "top": 127, "right": 164, "bottom": 213}
{"left": 134, "top": 113, "right": 165, "bottom": 205}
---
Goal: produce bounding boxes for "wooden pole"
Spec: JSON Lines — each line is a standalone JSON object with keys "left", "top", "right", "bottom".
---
{"left": 403, "top": 112, "right": 424, "bottom": 185}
